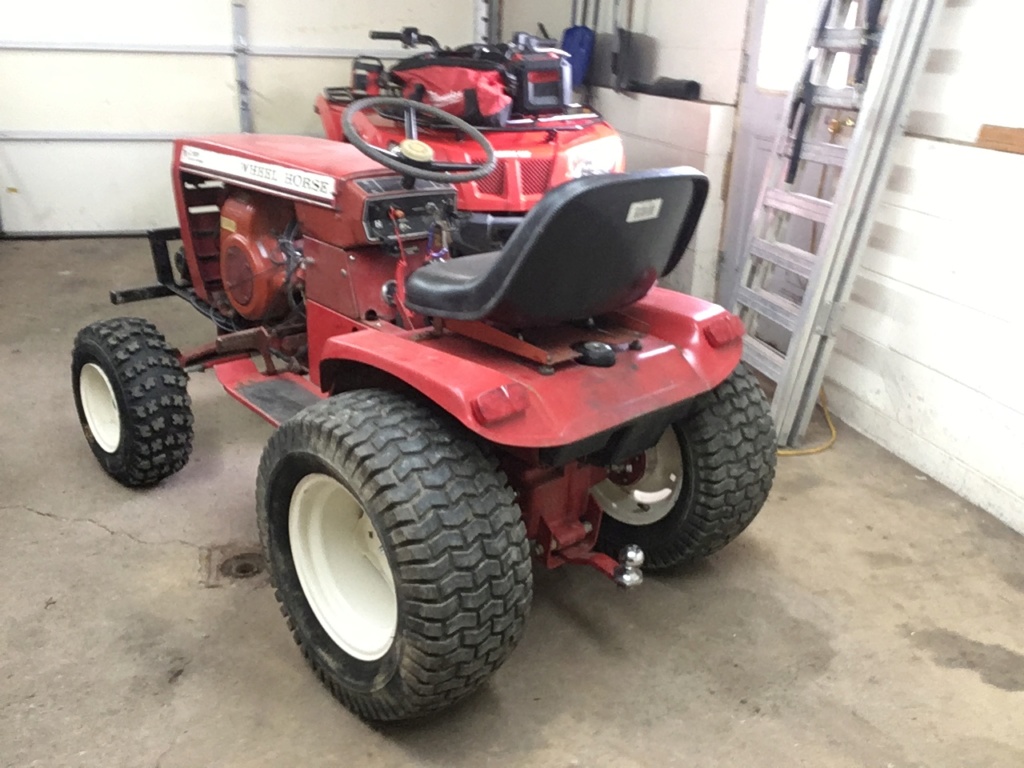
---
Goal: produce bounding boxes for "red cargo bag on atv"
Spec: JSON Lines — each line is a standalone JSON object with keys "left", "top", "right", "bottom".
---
{"left": 389, "top": 56, "right": 513, "bottom": 127}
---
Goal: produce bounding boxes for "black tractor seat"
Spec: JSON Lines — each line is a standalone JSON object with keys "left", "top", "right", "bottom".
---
{"left": 404, "top": 168, "right": 709, "bottom": 327}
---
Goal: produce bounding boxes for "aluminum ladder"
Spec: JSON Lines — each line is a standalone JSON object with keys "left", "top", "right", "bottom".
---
{"left": 732, "top": 0, "right": 941, "bottom": 446}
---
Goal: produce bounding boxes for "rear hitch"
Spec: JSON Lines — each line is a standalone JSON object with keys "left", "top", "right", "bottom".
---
{"left": 556, "top": 542, "right": 645, "bottom": 588}
{"left": 613, "top": 545, "right": 644, "bottom": 588}
{"left": 515, "top": 462, "right": 646, "bottom": 587}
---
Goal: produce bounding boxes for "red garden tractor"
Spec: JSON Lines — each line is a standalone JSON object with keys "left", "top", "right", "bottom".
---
{"left": 71, "top": 98, "right": 776, "bottom": 722}
{"left": 315, "top": 27, "right": 624, "bottom": 252}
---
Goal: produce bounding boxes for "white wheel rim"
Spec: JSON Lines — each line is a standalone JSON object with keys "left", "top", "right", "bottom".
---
{"left": 592, "top": 428, "right": 685, "bottom": 526}
{"left": 79, "top": 362, "right": 121, "bottom": 453}
{"left": 289, "top": 473, "right": 397, "bottom": 661}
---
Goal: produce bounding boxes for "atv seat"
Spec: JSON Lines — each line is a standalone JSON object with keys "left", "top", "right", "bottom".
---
{"left": 404, "top": 168, "right": 709, "bottom": 327}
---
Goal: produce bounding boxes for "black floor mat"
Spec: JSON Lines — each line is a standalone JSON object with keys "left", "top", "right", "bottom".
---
{"left": 236, "top": 378, "right": 321, "bottom": 424}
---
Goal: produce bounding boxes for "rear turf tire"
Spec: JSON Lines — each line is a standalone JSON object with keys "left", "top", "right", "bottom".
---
{"left": 595, "top": 364, "right": 776, "bottom": 569}
{"left": 256, "top": 389, "right": 532, "bottom": 722}
{"left": 71, "top": 317, "right": 193, "bottom": 487}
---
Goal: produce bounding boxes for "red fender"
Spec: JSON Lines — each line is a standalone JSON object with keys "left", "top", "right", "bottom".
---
{"left": 314, "top": 94, "right": 345, "bottom": 142}
{"left": 317, "top": 287, "right": 743, "bottom": 449}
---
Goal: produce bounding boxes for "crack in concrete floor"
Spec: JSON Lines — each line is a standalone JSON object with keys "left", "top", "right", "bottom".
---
{"left": 2, "top": 504, "right": 200, "bottom": 549}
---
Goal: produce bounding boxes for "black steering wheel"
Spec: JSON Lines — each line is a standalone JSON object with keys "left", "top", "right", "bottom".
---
{"left": 342, "top": 96, "right": 496, "bottom": 184}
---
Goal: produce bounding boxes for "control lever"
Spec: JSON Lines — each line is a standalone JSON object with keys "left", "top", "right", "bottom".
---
{"left": 424, "top": 202, "right": 452, "bottom": 261}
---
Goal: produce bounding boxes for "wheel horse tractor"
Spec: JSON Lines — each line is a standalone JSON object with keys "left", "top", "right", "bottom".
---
{"left": 315, "top": 26, "right": 625, "bottom": 253}
{"left": 71, "top": 93, "right": 776, "bottom": 722}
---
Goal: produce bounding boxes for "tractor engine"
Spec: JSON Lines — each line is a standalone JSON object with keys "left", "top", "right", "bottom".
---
{"left": 219, "top": 191, "right": 300, "bottom": 321}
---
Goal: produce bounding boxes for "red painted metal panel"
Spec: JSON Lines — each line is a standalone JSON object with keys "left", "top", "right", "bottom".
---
{"left": 315, "top": 100, "right": 621, "bottom": 214}
{"left": 318, "top": 287, "right": 742, "bottom": 447}
{"left": 305, "top": 300, "right": 385, "bottom": 389}
{"left": 174, "top": 135, "right": 384, "bottom": 192}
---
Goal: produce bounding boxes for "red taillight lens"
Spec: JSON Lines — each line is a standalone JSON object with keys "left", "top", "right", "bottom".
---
{"left": 528, "top": 70, "right": 561, "bottom": 84}
{"left": 472, "top": 383, "right": 529, "bottom": 425}
{"left": 703, "top": 313, "right": 745, "bottom": 348}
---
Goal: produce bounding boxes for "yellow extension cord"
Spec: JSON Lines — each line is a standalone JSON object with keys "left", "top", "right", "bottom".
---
{"left": 776, "top": 388, "right": 838, "bottom": 456}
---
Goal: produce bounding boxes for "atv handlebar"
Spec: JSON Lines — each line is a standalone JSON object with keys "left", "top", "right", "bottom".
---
{"left": 369, "top": 27, "right": 442, "bottom": 51}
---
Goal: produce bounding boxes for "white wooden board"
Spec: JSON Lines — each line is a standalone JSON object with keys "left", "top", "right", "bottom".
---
{"left": 827, "top": 133, "right": 1024, "bottom": 530}
{"left": 0, "top": 0, "right": 477, "bottom": 233}
{"left": 0, "top": 142, "right": 177, "bottom": 233}
{"left": 0, "top": 52, "right": 238, "bottom": 134}
{"left": 246, "top": 0, "right": 475, "bottom": 48}
{"left": 2, "top": 0, "right": 232, "bottom": 47}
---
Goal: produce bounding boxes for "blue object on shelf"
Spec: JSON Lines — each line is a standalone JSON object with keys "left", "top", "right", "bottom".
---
{"left": 561, "top": 0, "right": 596, "bottom": 88}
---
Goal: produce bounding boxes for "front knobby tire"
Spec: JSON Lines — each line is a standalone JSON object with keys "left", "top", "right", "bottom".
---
{"left": 257, "top": 389, "right": 533, "bottom": 722}
{"left": 71, "top": 317, "right": 194, "bottom": 487}
{"left": 595, "top": 364, "right": 777, "bottom": 569}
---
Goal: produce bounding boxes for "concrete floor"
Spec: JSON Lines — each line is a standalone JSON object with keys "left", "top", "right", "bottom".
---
{"left": 2, "top": 237, "right": 1023, "bottom": 768}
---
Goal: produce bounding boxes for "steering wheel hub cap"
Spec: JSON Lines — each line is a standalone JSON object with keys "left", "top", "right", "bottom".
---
{"left": 398, "top": 138, "right": 435, "bottom": 164}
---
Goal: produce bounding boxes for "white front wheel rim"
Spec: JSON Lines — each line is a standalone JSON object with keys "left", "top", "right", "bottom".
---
{"left": 79, "top": 362, "right": 122, "bottom": 453}
{"left": 289, "top": 473, "right": 398, "bottom": 661}
{"left": 592, "top": 427, "right": 685, "bottom": 526}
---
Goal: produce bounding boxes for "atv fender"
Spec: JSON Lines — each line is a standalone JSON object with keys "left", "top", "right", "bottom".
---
{"left": 318, "top": 288, "right": 743, "bottom": 451}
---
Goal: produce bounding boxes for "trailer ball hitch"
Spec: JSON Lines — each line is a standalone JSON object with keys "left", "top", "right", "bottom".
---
{"left": 614, "top": 544, "right": 644, "bottom": 588}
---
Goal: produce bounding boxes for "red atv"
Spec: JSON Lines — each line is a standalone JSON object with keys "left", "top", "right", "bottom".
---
{"left": 315, "top": 27, "right": 624, "bottom": 252}
{"left": 71, "top": 100, "right": 775, "bottom": 722}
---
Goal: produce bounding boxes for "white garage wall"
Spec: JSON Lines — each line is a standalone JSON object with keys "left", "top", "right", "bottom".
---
{"left": 591, "top": 0, "right": 749, "bottom": 299}
{"left": 0, "top": 1, "right": 234, "bottom": 234}
{"left": 0, "top": 0, "right": 233, "bottom": 47}
{"left": 246, "top": 0, "right": 477, "bottom": 135}
{"left": 1, "top": 143, "right": 182, "bottom": 233}
{"left": 503, "top": 0, "right": 750, "bottom": 298}
{"left": 500, "top": 0, "right": 570, "bottom": 39}
{"left": 824, "top": 0, "right": 1024, "bottom": 534}
{"left": 591, "top": 91, "right": 739, "bottom": 299}
{"left": 0, "top": 0, "right": 477, "bottom": 234}
{"left": 0, "top": 53, "right": 239, "bottom": 135}
{"left": 503, "top": 0, "right": 748, "bottom": 103}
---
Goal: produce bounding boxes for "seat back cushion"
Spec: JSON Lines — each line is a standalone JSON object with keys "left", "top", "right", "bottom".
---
{"left": 405, "top": 167, "right": 709, "bottom": 326}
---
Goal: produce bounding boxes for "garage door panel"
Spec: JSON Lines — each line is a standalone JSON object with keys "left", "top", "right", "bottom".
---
{"left": 251, "top": 57, "right": 402, "bottom": 136}
{"left": 3, "top": 0, "right": 232, "bottom": 47}
{"left": 246, "top": 0, "right": 474, "bottom": 48}
{"left": 252, "top": 57, "right": 352, "bottom": 136}
{"left": 0, "top": 142, "right": 176, "bottom": 233}
{"left": 1, "top": 1, "right": 477, "bottom": 233}
{"left": 0, "top": 52, "right": 239, "bottom": 134}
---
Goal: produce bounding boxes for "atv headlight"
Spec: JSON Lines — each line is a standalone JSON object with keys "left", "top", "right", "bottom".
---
{"left": 564, "top": 136, "right": 625, "bottom": 179}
